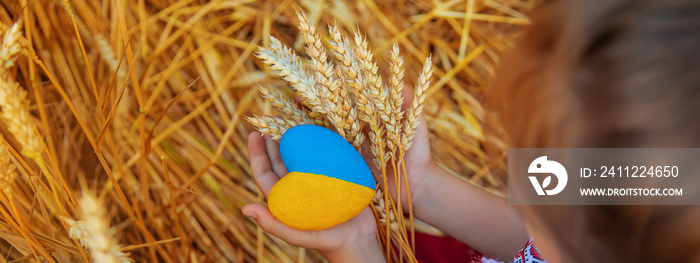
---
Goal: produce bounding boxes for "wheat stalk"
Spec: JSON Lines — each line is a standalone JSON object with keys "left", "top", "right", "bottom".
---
{"left": 74, "top": 17, "right": 126, "bottom": 78}
{"left": 80, "top": 195, "right": 133, "bottom": 263}
{"left": 401, "top": 56, "right": 433, "bottom": 151}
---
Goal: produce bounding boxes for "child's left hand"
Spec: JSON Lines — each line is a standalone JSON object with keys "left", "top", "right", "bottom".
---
{"left": 242, "top": 132, "right": 385, "bottom": 262}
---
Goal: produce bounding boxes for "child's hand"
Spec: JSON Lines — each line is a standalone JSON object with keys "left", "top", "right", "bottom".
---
{"left": 242, "top": 133, "right": 384, "bottom": 262}
{"left": 360, "top": 86, "right": 437, "bottom": 210}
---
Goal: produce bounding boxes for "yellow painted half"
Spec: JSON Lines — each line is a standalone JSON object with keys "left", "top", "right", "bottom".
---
{"left": 268, "top": 171, "right": 375, "bottom": 230}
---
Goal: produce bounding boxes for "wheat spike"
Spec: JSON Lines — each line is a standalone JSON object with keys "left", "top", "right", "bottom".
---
{"left": 257, "top": 36, "right": 346, "bottom": 135}
{"left": 352, "top": 32, "right": 392, "bottom": 165}
{"left": 246, "top": 115, "right": 304, "bottom": 141}
{"left": 353, "top": 32, "right": 391, "bottom": 123}
{"left": 0, "top": 79, "right": 44, "bottom": 161}
{"left": 401, "top": 56, "right": 433, "bottom": 151}
{"left": 0, "top": 143, "right": 17, "bottom": 196}
{"left": 328, "top": 24, "right": 361, "bottom": 129}
{"left": 373, "top": 190, "right": 399, "bottom": 232}
{"left": 386, "top": 43, "right": 406, "bottom": 153}
{"left": 328, "top": 24, "right": 370, "bottom": 148}
{"left": 328, "top": 26, "right": 370, "bottom": 109}
{"left": 257, "top": 86, "right": 314, "bottom": 124}
{"left": 367, "top": 114, "right": 385, "bottom": 169}
{"left": 0, "top": 22, "right": 44, "bottom": 161}
{"left": 334, "top": 65, "right": 354, "bottom": 125}
{"left": 345, "top": 107, "right": 364, "bottom": 149}
{"left": 328, "top": 24, "right": 360, "bottom": 86}
{"left": 256, "top": 37, "right": 327, "bottom": 115}
{"left": 62, "top": 217, "right": 88, "bottom": 247}
{"left": 297, "top": 12, "right": 341, "bottom": 110}
{"left": 80, "top": 195, "right": 133, "bottom": 263}
{"left": 0, "top": 21, "right": 24, "bottom": 70}
{"left": 388, "top": 43, "right": 406, "bottom": 121}
{"left": 329, "top": 25, "right": 373, "bottom": 125}
{"left": 297, "top": 12, "right": 346, "bottom": 135}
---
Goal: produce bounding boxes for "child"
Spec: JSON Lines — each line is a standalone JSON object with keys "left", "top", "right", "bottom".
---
{"left": 243, "top": 0, "right": 700, "bottom": 262}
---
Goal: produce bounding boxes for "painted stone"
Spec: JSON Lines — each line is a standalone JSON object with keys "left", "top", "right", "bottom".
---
{"left": 268, "top": 125, "right": 376, "bottom": 230}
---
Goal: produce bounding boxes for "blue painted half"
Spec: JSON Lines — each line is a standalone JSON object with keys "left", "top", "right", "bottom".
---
{"left": 279, "top": 125, "right": 375, "bottom": 190}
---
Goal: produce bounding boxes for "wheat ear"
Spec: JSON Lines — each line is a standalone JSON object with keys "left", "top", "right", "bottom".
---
{"left": 352, "top": 32, "right": 393, "bottom": 165}
{"left": 373, "top": 190, "right": 399, "bottom": 232}
{"left": 328, "top": 24, "right": 368, "bottom": 148}
{"left": 246, "top": 115, "right": 304, "bottom": 141}
{"left": 401, "top": 56, "right": 433, "bottom": 151}
{"left": 386, "top": 43, "right": 406, "bottom": 153}
{"left": 0, "top": 22, "right": 44, "bottom": 161}
{"left": 296, "top": 12, "right": 345, "bottom": 135}
{"left": 353, "top": 32, "right": 392, "bottom": 124}
{"left": 297, "top": 13, "right": 340, "bottom": 110}
{"left": 328, "top": 26, "right": 370, "bottom": 113}
{"left": 0, "top": 21, "right": 24, "bottom": 70}
{"left": 80, "top": 195, "right": 133, "bottom": 263}
{"left": 256, "top": 37, "right": 327, "bottom": 115}
{"left": 0, "top": 143, "right": 17, "bottom": 196}
{"left": 62, "top": 217, "right": 88, "bottom": 247}
{"left": 257, "top": 86, "right": 314, "bottom": 124}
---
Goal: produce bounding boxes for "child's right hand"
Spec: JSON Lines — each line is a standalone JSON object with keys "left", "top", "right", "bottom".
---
{"left": 243, "top": 133, "right": 385, "bottom": 262}
{"left": 359, "top": 86, "right": 438, "bottom": 210}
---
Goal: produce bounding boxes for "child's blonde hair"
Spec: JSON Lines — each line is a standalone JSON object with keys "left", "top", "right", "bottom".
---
{"left": 490, "top": 0, "right": 700, "bottom": 261}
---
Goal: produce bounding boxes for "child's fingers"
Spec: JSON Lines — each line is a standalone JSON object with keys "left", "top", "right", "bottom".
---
{"left": 248, "top": 132, "right": 280, "bottom": 198}
{"left": 409, "top": 113, "right": 430, "bottom": 153}
{"left": 294, "top": 96, "right": 311, "bottom": 111}
{"left": 263, "top": 134, "right": 288, "bottom": 176}
{"left": 400, "top": 85, "right": 414, "bottom": 111}
{"left": 241, "top": 203, "right": 320, "bottom": 249}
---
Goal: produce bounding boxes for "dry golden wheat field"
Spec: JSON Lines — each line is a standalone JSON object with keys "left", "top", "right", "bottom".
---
{"left": 0, "top": 0, "right": 532, "bottom": 261}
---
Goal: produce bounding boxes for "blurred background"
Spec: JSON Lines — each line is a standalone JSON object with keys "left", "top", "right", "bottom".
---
{"left": 0, "top": 0, "right": 531, "bottom": 261}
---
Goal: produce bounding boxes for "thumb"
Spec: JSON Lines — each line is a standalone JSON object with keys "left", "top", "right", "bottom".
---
{"left": 241, "top": 203, "right": 319, "bottom": 248}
